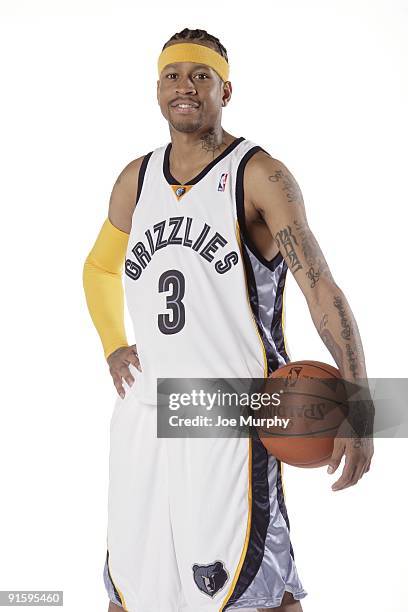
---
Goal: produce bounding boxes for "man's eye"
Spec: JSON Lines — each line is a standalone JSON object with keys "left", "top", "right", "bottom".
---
{"left": 165, "top": 73, "right": 209, "bottom": 79}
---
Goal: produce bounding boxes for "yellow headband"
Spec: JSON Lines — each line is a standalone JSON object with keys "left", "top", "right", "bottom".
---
{"left": 157, "top": 42, "right": 229, "bottom": 82}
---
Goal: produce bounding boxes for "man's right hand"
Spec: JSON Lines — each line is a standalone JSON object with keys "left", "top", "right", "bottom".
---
{"left": 107, "top": 345, "right": 141, "bottom": 399}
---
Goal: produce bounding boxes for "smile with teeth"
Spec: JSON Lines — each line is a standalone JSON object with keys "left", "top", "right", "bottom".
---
{"left": 172, "top": 103, "right": 200, "bottom": 113}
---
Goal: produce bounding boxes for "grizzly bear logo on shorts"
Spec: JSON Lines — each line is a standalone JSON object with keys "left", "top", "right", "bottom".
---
{"left": 192, "top": 560, "right": 229, "bottom": 597}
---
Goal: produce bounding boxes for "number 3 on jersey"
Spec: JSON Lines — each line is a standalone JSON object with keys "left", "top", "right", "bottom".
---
{"left": 158, "top": 269, "right": 186, "bottom": 334}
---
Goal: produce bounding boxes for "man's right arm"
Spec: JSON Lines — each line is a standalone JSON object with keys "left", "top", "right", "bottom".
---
{"left": 108, "top": 157, "right": 144, "bottom": 233}
{"left": 82, "top": 156, "right": 144, "bottom": 361}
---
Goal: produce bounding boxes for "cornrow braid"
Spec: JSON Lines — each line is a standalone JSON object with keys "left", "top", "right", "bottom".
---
{"left": 162, "top": 28, "right": 228, "bottom": 63}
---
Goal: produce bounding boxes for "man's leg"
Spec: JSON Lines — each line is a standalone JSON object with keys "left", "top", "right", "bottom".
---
{"left": 104, "top": 394, "right": 182, "bottom": 611}
{"left": 258, "top": 589, "right": 303, "bottom": 611}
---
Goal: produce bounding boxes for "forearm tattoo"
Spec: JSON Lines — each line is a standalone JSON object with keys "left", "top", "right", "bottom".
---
{"left": 333, "top": 295, "right": 360, "bottom": 379}
{"left": 346, "top": 344, "right": 359, "bottom": 379}
{"left": 318, "top": 313, "right": 344, "bottom": 370}
{"left": 318, "top": 313, "right": 372, "bottom": 438}
{"left": 274, "top": 226, "right": 303, "bottom": 273}
{"left": 293, "top": 219, "right": 332, "bottom": 289}
{"left": 333, "top": 295, "right": 351, "bottom": 340}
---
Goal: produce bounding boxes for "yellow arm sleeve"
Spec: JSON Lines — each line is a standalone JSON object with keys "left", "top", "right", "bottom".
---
{"left": 82, "top": 217, "right": 130, "bottom": 359}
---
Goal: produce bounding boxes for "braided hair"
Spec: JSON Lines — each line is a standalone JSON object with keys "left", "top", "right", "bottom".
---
{"left": 162, "top": 28, "right": 228, "bottom": 63}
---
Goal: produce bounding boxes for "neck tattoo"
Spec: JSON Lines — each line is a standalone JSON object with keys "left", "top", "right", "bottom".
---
{"left": 200, "top": 130, "right": 227, "bottom": 157}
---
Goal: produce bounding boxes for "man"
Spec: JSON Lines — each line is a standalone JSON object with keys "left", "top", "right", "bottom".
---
{"left": 83, "top": 28, "right": 373, "bottom": 612}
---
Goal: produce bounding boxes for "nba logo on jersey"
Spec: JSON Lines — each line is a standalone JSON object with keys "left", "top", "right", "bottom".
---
{"left": 217, "top": 173, "right": 228, "bottom": 191}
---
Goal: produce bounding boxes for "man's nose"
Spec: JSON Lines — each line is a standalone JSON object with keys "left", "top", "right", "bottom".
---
{"left": 175, "top": 76, "right": 197, "bottom": 93}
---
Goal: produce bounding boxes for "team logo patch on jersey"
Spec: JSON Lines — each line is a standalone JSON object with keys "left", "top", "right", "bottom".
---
{"left": 192, "top": 560, "right": 229, "bottom": 598}
{"left": 218, "top": 172, "right": 228, "bottom": 191}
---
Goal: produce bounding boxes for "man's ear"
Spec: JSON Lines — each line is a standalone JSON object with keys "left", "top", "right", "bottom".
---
{"left": 221, "top": 81, "right": 232, "bottom": 107}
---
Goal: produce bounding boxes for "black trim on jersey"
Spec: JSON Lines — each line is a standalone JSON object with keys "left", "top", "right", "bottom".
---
{"left": 236, "top": 145, "right": 283, "bottom": 272}
{"left": 276, "top": 459, "right": 295, "bottom": 560}
{"left": 271, "top": 265, "right": 290, "bottom": 363}
{"left": 241, "top": 244, "right": 282, "bottom": 373}
{"left": 105, "top": 549, "right": 122, "bottom": 605}
{"left": 223, "top": 429, "right": 270, "bottom": 610}
{"left": 163, "top": 136, "right": 245, "bottom": 186}
{"left": 135, "top": 151, "right": 154, "bottom": 206}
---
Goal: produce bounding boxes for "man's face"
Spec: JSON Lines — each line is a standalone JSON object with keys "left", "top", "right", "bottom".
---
{"left": 157, "top": 46, "right": 231, "bottom": 134}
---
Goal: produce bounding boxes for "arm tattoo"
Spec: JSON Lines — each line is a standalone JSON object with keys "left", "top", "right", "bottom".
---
{"left": 318, "top": 313, "right": 344, "bottom": 371}
{"left": 293, "top": 219, "right": 332, "bottom": 289}
{"left": 333, "top": 295, "right": 351, "bottom": 340}
{"left": 274, "top": 226, "right": 303, "bottom": 273}
{"left": 346, "top": 345, "right": 359, "bottom": 379}
{"left": 333, "top": 295, "right": 360, "bottom": 379}
{"left": 319, "top": 313, "right": 328, "bottom": 331}
{"left": 268, "top": 169, "right": 303, "bottom": 205}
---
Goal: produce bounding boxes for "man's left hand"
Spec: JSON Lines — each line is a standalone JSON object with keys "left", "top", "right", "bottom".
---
{"left": 327, "top": 420, "right": 374, "bottom": 491}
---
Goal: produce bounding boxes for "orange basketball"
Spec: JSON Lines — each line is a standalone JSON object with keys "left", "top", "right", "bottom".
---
{"left": 256, "top": 360, "right": 348, "bottom": 468}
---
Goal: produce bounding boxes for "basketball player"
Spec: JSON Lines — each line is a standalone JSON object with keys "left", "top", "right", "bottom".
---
{"left": 83, "top": 28, "right": 374, "bottom": 612}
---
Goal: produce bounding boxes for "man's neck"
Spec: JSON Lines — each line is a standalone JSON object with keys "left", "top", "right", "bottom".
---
{"left": 168, "top": 128, "right": 235, "bottom": 170}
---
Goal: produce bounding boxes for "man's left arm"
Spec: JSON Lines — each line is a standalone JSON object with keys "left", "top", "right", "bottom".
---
{"left": 246, "top": 152, "right": 374, "bottom": 491}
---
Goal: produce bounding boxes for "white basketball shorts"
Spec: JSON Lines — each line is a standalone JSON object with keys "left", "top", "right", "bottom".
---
{"left": 103, "top": 366, "right": 307, "bottom": 611}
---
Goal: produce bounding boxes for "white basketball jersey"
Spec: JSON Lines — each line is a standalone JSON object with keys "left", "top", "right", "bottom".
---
{"left": 124, "top": 136, "right": 289, "bottom": 405}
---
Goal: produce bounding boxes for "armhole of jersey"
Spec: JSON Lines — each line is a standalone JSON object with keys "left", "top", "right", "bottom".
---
{"left": 235, "top": 145, "right": 284, "bottom": 271}
{"left": 135, "top": 150, "right": 154, "bottom": 207}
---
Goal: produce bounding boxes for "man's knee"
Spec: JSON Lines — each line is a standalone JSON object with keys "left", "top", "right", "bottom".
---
{"left": 108, "top": 601, "right": 123, "bottom": 612}
{"left": 258, "top": 589, "right": 303, "bottom": 611}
